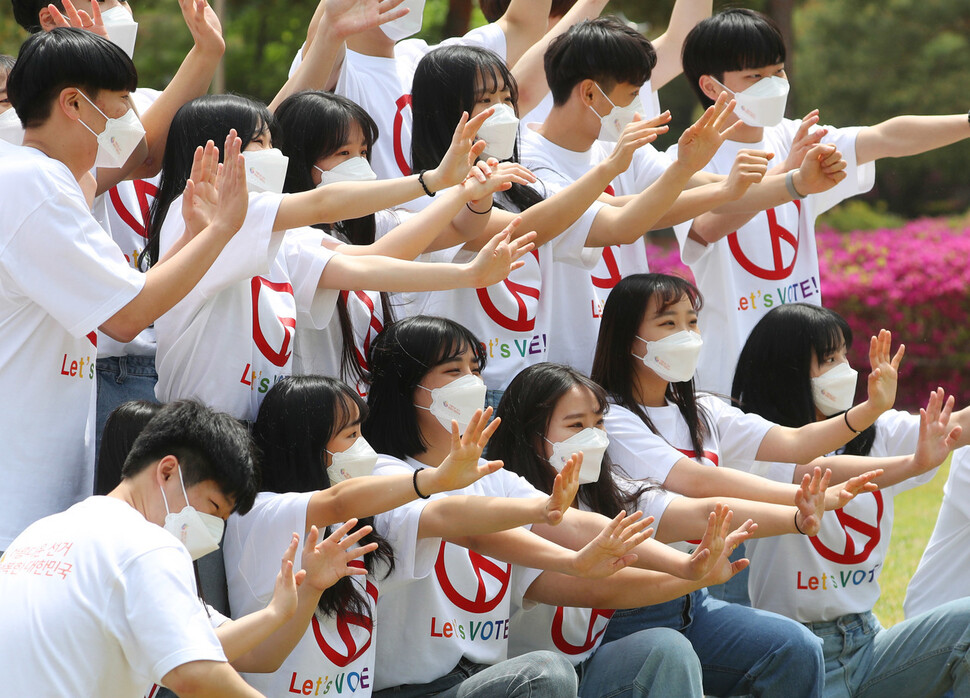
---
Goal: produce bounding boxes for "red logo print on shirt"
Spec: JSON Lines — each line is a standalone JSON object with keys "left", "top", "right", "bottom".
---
{"left": 393, "top": 94, "right": 413, "bottom": 176}
{"left": 434, "top": 542, "right": 511, "bottom": 613}
{"left": 476, "top": 250, "right": 540, "bottom": 332}
{"left": 109, "top": 179, "right": 159, "bottom": 239}
{"left": 312, "top": 561, "right": 379, "bottom": 667}
{"left": 809, "top": 491, "right": 883, "bottom": 565}
{"left": 550, "top": 607, "right": 614, "bottom": 655}
{"left": 677, "top": 448, "right": 719, "bottom": 545}
{"left": 727, "top": 200, "right": 802, "bottom": 281}
{"left": 342, "top": 290, "right": 384, "bottom": 372}
{"left": 591, "top": 246, "right": 622, "bottom": 290}
{"left": 250, "top": 277, "right": 297, "bottom": 367}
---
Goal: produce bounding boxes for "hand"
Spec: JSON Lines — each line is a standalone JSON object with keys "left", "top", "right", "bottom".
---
{"left": 461, "top": 159, "right": 536, "bottom": 206}
{"left": 792, "top": 143, "right": 846, "bottom": 195}
{"left": 210, "top": 130, "right": 250, "bottom": 237}
{"left": 426, "top": 110, "right": 493, "bottom": 192}
{"left": 684, "top": 503, "right": 730, "bottom": 580}
{"left": 865, "top": 329, "right": 905, "bottom": 413}
{"left": 542, "top": 452, "right": 581, "bottom": 525}
{"left": 702, "top": 515, "right": 756, "bottom": 587}
{"left": 181, "top": 139, "right": 221, "bottom": 237}
{"left": 299, "top": 521, "right": 378, "bottom": 592}
{"left": 180, "top": 0, "right": 225, "bottom": 57}
{"left": 779, "top": 110, "right": 828, "bottom": 173}
{"left": 48, "top": 0, "right": 108, "bottom": 37}
{"left": 322, "top": 0, "right": 407, "bottom": 40}
{"left": 464, "top": 217, "right": 537, "bottom": 287}
{"left": 675, "top": 92, "right": 744, "bottom": 174}
{"left": 266, "top": 534, "right": 304, "bottom": 622}
{"left": 824, "top": 469, "right": 881, "bottom": 510}
{"left": 793, "top": 466, "right": 829, "bottom": 536}
{"left": 424, "top": 407, "right": 504, "bottom": 493}
{"left": 570, "top": 511, "right": 655, "bottom": 578}
{"left": 722, "top": 148, "right": 773, "bottom": 200}
{"left": 604, "top": 111, "right": 671, "bottom": 176}
{"left": 913, "top": 388, "right": 962, "bottom": 474}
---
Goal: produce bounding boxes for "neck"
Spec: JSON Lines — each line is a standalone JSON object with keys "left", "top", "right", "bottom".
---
{"left": 632, "top": 365, "right": 669, "bottom": 407}
{"left": 724, "top": 115, "right": 765, "bottom": 144}
{"left": 411, "top": 421, "right": 453, "bottom": 469}
{"left": 23, "top": 122, "right": 96, "bottom": 182}
{"left": 107, "top": 479, "right": 149, "bottom": 520}
{"left": 536, "top": 103, "right": 597, "bottom": 153}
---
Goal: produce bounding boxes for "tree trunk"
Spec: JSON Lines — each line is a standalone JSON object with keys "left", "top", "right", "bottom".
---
{"left": 767, "top": 0, "right": 796, "bottom": 114}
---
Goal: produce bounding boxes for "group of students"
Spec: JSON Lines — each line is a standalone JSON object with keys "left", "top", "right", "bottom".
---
{"left": 2, "top": 0, "right": 970, "bottom": 696}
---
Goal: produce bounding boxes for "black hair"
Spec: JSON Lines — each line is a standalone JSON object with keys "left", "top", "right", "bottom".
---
{"left": 590, "top": 273, "right": 710, "bottom": 457}
{"left": 11, "top": 0, "right": 63, "bottom": 32}
{"left": 479, "top": 0, "right": 577, "bottom": 23}
{"left": 732, "top": 303, "right": 875, "bottom": 455}
{"left": 95, "top": 400, "right": 162, "bottom": 496}
{"left": 7, "top": 28, "right": 137, "bottom": 128}
{"left": 364, "top": 315, "right": 486, "bottom": 459}
{"left": 253, "top": 375, "right": 394, "bottom": 620}
{"left": 142, "top": 94, "right": 276, "bottom": 269}
{"left": 121, "top": 400, "right": 259, "bottom": 514}
{"left": 544, "top": 16, "right": 656, "bottom": 106}
{"left": 410, "top": 44, "right": 543, "bottom": 213}
{"left": 491, "top": 363, "right": 647, "bottom": 516}
{"left": 682, "top": 8, "right": 787, "bottom": 108}
{"left": 274, "top": 90, "right": 395, "bottom": 388}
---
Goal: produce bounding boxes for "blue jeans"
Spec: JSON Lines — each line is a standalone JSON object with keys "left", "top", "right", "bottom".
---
{"left": 374, "top": 651, "right": 578, "bottom": 697}
{"left": 578, "top": 626, "right": 703, "bottom": 697}
{"left": 601, "top": 589, "right": 824, "bottom": 697}
{"left": 94, "top": 354, "right": 158, "bottom": 478}
{"left": 706, "top": 544, "right": 751, "bottom": 606}
{"left": 805, "top": 601, "right": 970, "bottom": 698}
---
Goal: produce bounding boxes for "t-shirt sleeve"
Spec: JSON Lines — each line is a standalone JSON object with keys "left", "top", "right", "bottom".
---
{"left": 374, "top": 497, "right": 440, "bottom": 593}
{"left": 604, "top": 404, "right": 688, "bottom": 483}
{"left": 107, "top": 544, "right": 226, "bottom": 684}
{"left": 525, "top": 178, "right": 603, "bottom": 270}
{"left": 811, "top": 125, "right": 875, "bottom": 216}
{"left": 703, "top": 396, "right": 776, "bottom": 470}
{"left": 3, "top": 190, "right": 144, "bottom": 337}
{"left": 281, "top": 231, "right": 340, "bottom": 330}
{"left": 508, "top": 563, "right": 544, "bottom": 612}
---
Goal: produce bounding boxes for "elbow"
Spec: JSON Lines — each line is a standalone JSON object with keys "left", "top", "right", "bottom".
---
{"left": 99, "top": 321, "right": 139, "bottom": 344}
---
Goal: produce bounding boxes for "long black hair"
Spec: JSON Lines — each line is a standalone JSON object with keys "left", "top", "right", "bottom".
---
{"left": 141, "top": 94, "right": 277, "bottom": 270}
{"left": 364, "top": 315, "right": 486, "bottom": 459}
{"left": 591, "top": 273, "right": 710, "bottom": 457}
{"left": 274, "top": 90, "right": 395, "bottom": 388}
{"left": 491, "top": 363, "right": 646, "bottom": 516}
{"left": 410, "top": 44, "right": 543, "bottom": 213}
{"left": 732, "top": 303, "right": 875, "bottom": 455}
{"left": 253, "top": 375, "right": 394, "bottom": 619}
{"left": 95, "top": 400, "right": 162, "bottom": 496}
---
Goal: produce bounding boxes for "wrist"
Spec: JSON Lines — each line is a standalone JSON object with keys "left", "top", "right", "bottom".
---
{"left": 850, "top": 401, "right": 881, "bottom": 430}
{"left": 788, "top": 170, "right": 807, "bottom": 199}
{"left": 421, "top": 169, "right": 443, "bottom": 195}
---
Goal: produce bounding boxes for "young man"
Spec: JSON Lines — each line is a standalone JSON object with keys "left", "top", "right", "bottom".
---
{"left": 680, "top": 8, "right": 970, "bottom": 398}
{"left": 0, "top": 28, "right": 247, "bottom": 551}
{"left": 0, "top": 401, "right": 265, "bottom": 696}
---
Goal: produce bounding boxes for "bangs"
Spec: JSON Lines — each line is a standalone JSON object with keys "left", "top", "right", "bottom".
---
{"left": 712, "top": 11, "right": 786, "bottom": 73}
{"left": 652, "top": 274, "right": 704, "bottom": 314}
{"left": 808, "top": 310, "right": 852, "bottom": 361}
{"left": 473, "top": 60, "right": 520, "bottom": 114}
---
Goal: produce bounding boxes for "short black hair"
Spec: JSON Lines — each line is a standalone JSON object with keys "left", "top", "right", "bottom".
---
{"left": 10, "top": 0, "right": 63, "bottom": 32}
{"left": 682, "top": 9, "right": 786, "bottom": 108}
{"left": 121, "top": 401, "right": 259, "bottom": 514}
{"left": 7, "top": 28, "right": 137, "bottom": 128}
{"left": 544, "top": 16, "right": 656, "bottom": 106}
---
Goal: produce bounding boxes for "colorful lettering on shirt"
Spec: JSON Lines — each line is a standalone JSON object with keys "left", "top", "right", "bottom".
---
{"left": 795, "top": 563, "right": 881, "bottom": 591}
{"left": 59, "top": 352, "right": 95, "bottom": 380}
{"left": 479, "top": 334, "right": 548, "bottom": 360}
{"left": 736, "top": 275, "right": 820, "bottom": 312}
{"left": 238, "top": 365, "right": 289, "bottom": 394}
{"left": 430, "top": 616, "right": 510, "bottom": 641}
{"left": 287, "top": 667, "right": 371, "bottom": 695}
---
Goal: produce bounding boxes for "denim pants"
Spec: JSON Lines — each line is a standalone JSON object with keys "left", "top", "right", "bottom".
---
{"left": 578, "top": 626, "right": 703, "bottom": 697}
{"left": 94, "top": 354, "right": 158, "bottom": 477}
{"left": 601, "top": 588, "right": 825, "bottom": 697}
{"left": 374, "top": 651, "right": 578, "bottom": 697}
{"left": 805, "top": 600, "right": 970, "bottom": 698}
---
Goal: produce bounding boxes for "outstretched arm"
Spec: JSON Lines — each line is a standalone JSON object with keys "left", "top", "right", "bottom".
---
{"left": 855, "top": 114, "right": 970, "bottom": 165}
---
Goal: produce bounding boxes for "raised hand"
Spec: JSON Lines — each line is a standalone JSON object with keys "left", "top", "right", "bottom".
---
{"left": 465, "top": 217, "right": 537, "bottom": 286}
{"left": 179, "top": 0, "right": 225, "bottom": 56}
{"left": 265, "top": 533, "right": 304, "bottom": 622}
{"left": 300, "top": 521, "right": 378, "bottom": 592}
{"left": 824, "top": 468, "right": 881, "bottom": 510}
{"left": 571, "top": 511, "right": 655, "bottom": 578}
{"left": 210, "top": 129, "right": 249, "bottom": 236}
{"left": 675, "top": 92, "right": 744, "bottom": 174}
{"left": 702, "top": 515, "right": 757, "bottom": 587}
{"left": 604, "top": 111, "right": 672, "bottom": 176}
{"left": 425, "top": 109, "right": 495, "bottom": 192}
{"left": 424, "top": 407, "right": 505, "bottom": 492}
{"left": 684, "top": 503, "right": 730, "bottom": 580}
{"left": 793, "top": 466, "right": 829, "bottom": 536}
{"left": 461, "top": 158, "right": 537, "bottom": 206}
{"left": 323, "top": 0, "right": 408, "bottom": 40}
{"left": 865, "top": 329, "right": 905, "bottom": 413}
{"left": 792, "top": 142, "right": 847, "bottom": 196}
{"left": 723, "top": 148, "right": 773, "bottom": 200}
{"left": 779, "top": 110, "right": 828, "bottom": 173}
{"left": 913, "top": 388, "right": 962, "bottom": 474}
{"left": 181, "top": 139, "right": 221, "bottom": 237}
{"left": 542, "top": 452, "right": 581, "bottom": 525}
{"left": 48, "top": 0, "right": 108, "bottom": 38}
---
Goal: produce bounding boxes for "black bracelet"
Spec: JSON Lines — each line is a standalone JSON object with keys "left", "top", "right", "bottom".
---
{"left": 794, "top": 510, "right": 807, "bottom": 535}
{"left": 466, "top": 201, "right": 492, "bottom": 215}
{"left": 843, "top": 408, "right": 861, "bottom": 434}
{"left": 418, "top": 170, "right": 436, "bottom": 197}
{"left": 413, "top": 469, "right": 431, "bottom": 499}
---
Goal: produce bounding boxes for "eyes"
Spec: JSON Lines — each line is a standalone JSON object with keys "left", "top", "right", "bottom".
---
{"left": 477, "top": 92, "right": 514, "bottom": 106}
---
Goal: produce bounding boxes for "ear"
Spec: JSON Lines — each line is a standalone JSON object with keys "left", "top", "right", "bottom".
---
{"left": 38, "top": 7, "right": 57, "bottom": 31}
{"left": 578, "top": 78, "right": 598, "bottom": 107}
{"left": 57, "top": 87, "right": 84, "bottom": 121}
{"left": 698, "top": 75, "right": 725, "bottom": 103}
{"left": 154, "top": 454, "right": 180, "bottom": 487}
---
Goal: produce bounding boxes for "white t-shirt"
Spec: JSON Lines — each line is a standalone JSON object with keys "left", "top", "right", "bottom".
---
{"left": 904, "top": 446, "right": 970, "bottom": 618}
{"left": 154, "top": 195, "right": 338, "bottom": 420}
{"left": 745, "top": 410, "right": 931, "bottom": 622}
{"left": 670, "top": 121, "right": 875, "bottom": 396}
{"left": 0, "top": 147, "right": 144, "bottom": 548}
{"left": 371, "top": 455, "right": 544, "bottom": 690}
{"left": 0, "top": 496, "right": 225, "bottom": 696}
{"left": 224, "top": 490, "right": 439, "bottom": 696}
{"left": 519, "top": 125, "right": 681, "bottom": 374}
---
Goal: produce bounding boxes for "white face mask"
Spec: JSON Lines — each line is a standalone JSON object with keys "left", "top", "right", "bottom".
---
{"left": 546, "top": 427, "right": 609, "bottom": 485}
{"left": 242, "top": 148, "right": 289, "bottom": 194}
{"left": 326, "top": 436, "right": 379, "bottom": 484}
{"left": 633, "top": 330, "right": 703, "bottom": 383}
{"left": 101, "top": 5, "right": 138, "bottom": 59}
{"left": 77, "top": 90, "right": 145, "bottom": 169}
{"left": 812, "top": 362, "right": 858, "bottom": 417}
{"left": 314, "top": 157, "right": 377, "bottom": 187}
{"left": 0, "top": 108, "right": 24, "bottom": 146}
{"left": 713, "top": 75, "right": 789, "bottom": 128}
{"left": 160, "top": 465, "right": 225, "bottom": 561}
{"left": 588, "top": 83, "right": 643, "bottom": 142}
{"left": 416, "top": 373, "right": 487, "bottom": 434}
{"left": 380, "top": 0, "right": 425, "bottom": 41}
{"left": 477, "top": 103, "right": 519, "bottom": 161}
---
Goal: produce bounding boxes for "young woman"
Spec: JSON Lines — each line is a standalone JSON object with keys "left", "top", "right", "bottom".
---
{"left": 223, "top": 374, "right": 592, "bottom": 696}
{"left": 361, "top": 315, "right": 760, "bottom": 696}
{"left": 731, "top": 302, "right": 970, "bottom": 696}
{"left": 144, "top": 94, "right": 534, "bottom": 420}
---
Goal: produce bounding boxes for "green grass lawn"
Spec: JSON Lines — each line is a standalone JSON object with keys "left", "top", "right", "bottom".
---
{"left": 871, "top": 454, "right": 951, "bottom": 627}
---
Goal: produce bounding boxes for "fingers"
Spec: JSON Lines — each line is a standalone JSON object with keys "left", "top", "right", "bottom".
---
{"left": 508, "top": 231, "right": 537, "bottom": 263}
{"left": 891, "top": 343, "right": 906, "bottom": 370}
{"left": 463, "top": 107, "right": 494, "bottom": 139}
{"left": 281, "top": 532, "right": 300, "bottom": 568}
{"left": 346, "top": 541, "right": 379, "bottom": 563}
